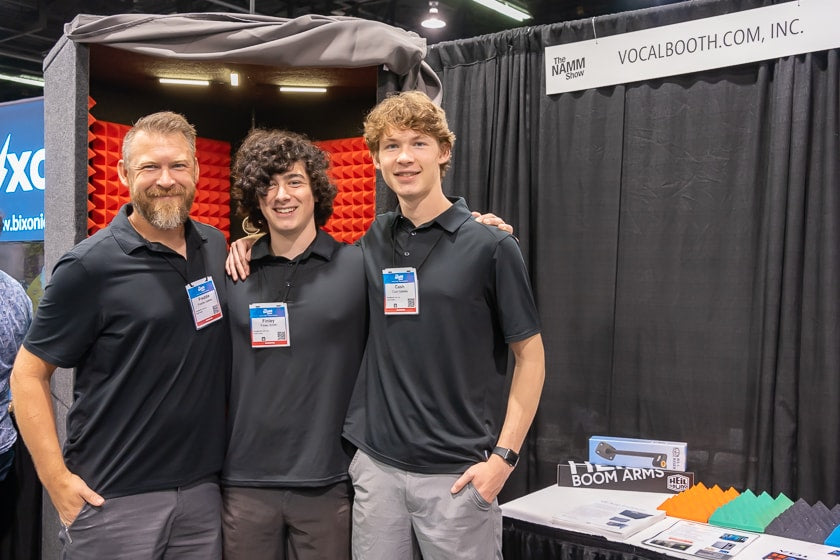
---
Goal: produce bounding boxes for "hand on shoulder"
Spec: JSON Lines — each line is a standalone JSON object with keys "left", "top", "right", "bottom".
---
{"left": 471, "top": 211, "right": 514, "bottom": 235}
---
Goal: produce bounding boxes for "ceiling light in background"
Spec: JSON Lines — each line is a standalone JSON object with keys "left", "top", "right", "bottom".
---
{"left": 279, "top": 86, "right": 328, "bottom": 93}
{"left": 0, "top": 73, "right": 44, "bottom": 87}
{"left": 422, "top": 1, "right": 447, "bottom": 29}
{"left": 471, "top": 0, "right": 532, "bottom": 21}
{"left": 159, "top": 77, "right": 210, "bottom": 86}
{"left": 230, "top": 72, "right": 240, "bottom": 86}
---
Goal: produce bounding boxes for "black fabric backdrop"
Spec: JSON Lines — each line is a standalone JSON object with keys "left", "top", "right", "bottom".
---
{"left": 425, "top": 0, "right": 839, "bottom": 506}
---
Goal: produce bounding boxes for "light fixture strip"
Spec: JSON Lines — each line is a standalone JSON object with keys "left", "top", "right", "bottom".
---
{"left": 0, "top": 73, "right": 45, "bottom": 87}
{"left": 471, "top": 0, "right": 531, "bottom": 22}
{"left": 279, "top": 86, "right": 327, "bottom": 93}
{"left": 159, "top": 78, "right": 211, "bottom": 86}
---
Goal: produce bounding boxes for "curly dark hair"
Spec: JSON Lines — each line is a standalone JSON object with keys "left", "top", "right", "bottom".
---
{"left": 231, "top": 129, "right": 337, "bottom": 229}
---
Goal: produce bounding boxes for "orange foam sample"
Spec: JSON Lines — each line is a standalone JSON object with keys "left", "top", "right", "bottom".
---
{"left": 657, "top": 482, "right": 740, "bottom": 523}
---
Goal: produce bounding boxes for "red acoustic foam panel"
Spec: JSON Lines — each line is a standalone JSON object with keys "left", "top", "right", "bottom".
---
{"left": 315, "top": 137, "right": 376, "bottom": 244}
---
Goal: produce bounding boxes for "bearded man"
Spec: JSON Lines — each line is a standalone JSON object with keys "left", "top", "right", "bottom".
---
{"left": 11, "top": 111, "right": 229, "bottom": 560}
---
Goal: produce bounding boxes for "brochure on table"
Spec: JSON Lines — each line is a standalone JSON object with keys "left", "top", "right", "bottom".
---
{"left": 501, "top": 485, "right": 672, "bottom": 528}
{"left": 644, "top": 520, "right": 760, "bottom": 559}
{"left": 551, "top": 500, "right": 666, "bottom": 539}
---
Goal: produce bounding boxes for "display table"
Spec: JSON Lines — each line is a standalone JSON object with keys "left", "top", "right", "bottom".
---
{"left": 501, "top": 485, "right": 840, "bottom": 560}
{"left": 502, "top": 486, "right": 676, "bottom": 560}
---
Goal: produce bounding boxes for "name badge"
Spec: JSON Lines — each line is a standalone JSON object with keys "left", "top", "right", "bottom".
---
{"left": 185, "top": 276, "right": 223, "bottom": 330}
{"left": 249, "top": 302, "right": 290, "bottom": 347}
{"left": 383, "top": 267, "right": 418, "bottom": 315}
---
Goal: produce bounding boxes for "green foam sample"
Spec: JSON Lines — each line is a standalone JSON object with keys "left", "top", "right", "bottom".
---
{"left": 708, "top": 489, "right": 794, "bottom": 532}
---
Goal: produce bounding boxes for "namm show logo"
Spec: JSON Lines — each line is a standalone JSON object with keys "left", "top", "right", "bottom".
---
{"left": 550, "top": 55, "right": 586, "bottom": 82}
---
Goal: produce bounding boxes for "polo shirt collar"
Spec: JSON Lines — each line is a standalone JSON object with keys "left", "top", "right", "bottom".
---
{"left": 110, "top": 203, "right": 206, "bottom": 255}
{"left": 250, "top": 228, "right": 336, "bottom": 263}
{"left": 396, "top": 197, "right": 471, "bottom": 233}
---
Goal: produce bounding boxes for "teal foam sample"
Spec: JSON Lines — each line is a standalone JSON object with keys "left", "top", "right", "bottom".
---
{"left": 708, "top": 489, "right": 794, "bottom": 532}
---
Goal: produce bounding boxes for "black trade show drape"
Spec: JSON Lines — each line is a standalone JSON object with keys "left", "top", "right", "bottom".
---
{"left": 425, "top": 0, "right": 840, "bottom": 506}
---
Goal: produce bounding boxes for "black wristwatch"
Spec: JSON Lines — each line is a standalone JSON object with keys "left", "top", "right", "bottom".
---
{"left": 492, "top": 446, "right": 519, "bottom": 468}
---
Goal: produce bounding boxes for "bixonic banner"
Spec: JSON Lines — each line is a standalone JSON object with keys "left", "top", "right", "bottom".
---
{"left": 0, "top": 97, "right": 45, "bottom": 242}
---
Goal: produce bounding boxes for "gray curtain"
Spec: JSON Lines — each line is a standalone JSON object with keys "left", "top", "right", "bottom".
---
{"left": 426, "top": 0, "right": 840, "bottom": 506}
{"left": 59, "top": 12, "right": 441, "bottom": 101}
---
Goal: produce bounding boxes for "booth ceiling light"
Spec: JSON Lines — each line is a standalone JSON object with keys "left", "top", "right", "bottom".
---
{"left": 470, "top": 0, "right": 531, "bottom": 21}
{"left": 279, "top": 86, "right": 328, "bottom": 93}
{"left": 230, "top": 72, "right": 240, "bottom": 86}
{"left": 422, "top": 1, "right": 446, "bottom": 29}
{"left": 159, "top": 78, "right": 211, "bottom": 86}
{"left": 0, "top": 73, "right": 44, "bottom": 87}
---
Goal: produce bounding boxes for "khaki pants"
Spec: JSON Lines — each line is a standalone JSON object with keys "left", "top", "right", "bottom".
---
{"left": 349, "top": 450, "right": 502, "bottom": 560}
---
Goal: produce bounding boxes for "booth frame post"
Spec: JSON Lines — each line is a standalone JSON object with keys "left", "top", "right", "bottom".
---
{"left": 374, "top": 67, "right": 398, "bottom": 214}
{"left": 41, "top": 35, "right": 90, "bottom": 560}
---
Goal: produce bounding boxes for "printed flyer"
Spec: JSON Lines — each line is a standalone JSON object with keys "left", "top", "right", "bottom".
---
{"left": 643, "top": 520, "right": 760, "bottom": 559}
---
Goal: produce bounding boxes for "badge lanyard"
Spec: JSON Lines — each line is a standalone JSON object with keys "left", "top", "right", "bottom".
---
{"left": 157, "top": 238, "right": 223, "bottom": 331}
{"left": 382, "top": 217, "right": 445, "bottom": 316}
{"left": 250, "top": 259, "right": 301, "bottom": 348}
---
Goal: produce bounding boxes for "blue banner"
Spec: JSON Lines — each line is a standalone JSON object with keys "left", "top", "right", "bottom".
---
{"left": 0, "top": 97, "right": 45, "bottom": 242}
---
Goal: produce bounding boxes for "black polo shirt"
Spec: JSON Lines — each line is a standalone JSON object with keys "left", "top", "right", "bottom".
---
{"left": 343, "top": 197, "right": 541, "bottom": 474}
{"left": 223, "top": 229, "right": 367, "bottom": 487}
{"left": 24, "top": 204, "right": 230, "bottom": 498}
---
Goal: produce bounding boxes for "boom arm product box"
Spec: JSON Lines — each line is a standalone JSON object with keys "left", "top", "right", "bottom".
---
{"left": 589, "top": 436, "right": 687, "bottom": 471}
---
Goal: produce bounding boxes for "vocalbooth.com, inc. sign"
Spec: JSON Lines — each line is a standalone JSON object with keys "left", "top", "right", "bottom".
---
{"left": 545, "top": 0, "right": 839, "bottom": 95}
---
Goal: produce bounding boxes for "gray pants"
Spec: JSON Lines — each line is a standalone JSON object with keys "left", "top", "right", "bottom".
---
{"left": 221, "top": 482, "right": 352, "bottom": 560}
{"left": 59, "top": 480, "right": 221, "bottom": 560}
{"left": 348, "top": 450, "right": 502, "bottom": 560}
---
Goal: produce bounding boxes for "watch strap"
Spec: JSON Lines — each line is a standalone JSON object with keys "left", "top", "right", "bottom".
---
{"left": 492, "top": 446, "right": 519, "bottom": 467}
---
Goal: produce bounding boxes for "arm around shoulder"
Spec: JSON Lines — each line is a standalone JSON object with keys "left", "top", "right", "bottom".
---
{"left": 225, "top": 233, "right": 263, "bottom": 281}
